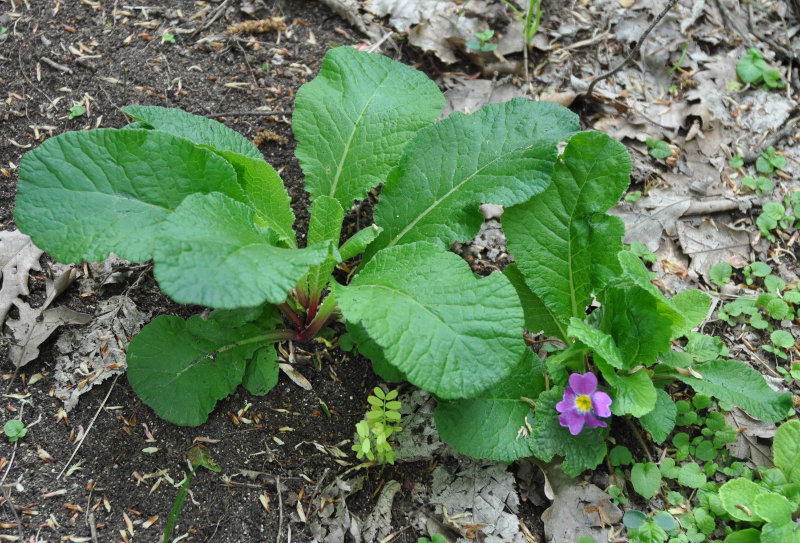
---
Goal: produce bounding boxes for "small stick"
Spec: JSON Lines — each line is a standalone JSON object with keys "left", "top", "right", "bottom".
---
{"left": 584, "top": 0, "right": 680, "bottom": 100}
{"left": 276, "top": 475, "right": 284, "bottom": 543}
{"left": 57, "top": 375, "right": 119, "bottom": 480}
{"left": 40, "top": 56, "right": 74, "bottom": 74}
{"left": 1, "top": 486, "right": 25, "bottom": 541}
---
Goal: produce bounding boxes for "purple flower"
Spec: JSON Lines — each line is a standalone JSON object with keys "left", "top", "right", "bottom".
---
{"left": 556, "top": 372, "right": 612, "bottom": 436}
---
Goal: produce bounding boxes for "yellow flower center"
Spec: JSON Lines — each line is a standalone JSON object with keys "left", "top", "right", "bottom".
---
{"left": 575, "top": 394, "right": 592, "bottom": 413}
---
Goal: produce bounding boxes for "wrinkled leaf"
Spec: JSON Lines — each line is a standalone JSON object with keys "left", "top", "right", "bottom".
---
{"left": 505, "top": 131, "right": 631, "bottom": 328}
{"left": 435, "top": 350, "right": 545, "bottom": 462}
{"left": 16, "top": 129, "right": 243, "bottom": 263}
{"left": 369, "top": 99, "right": 579, "bottom": 255}
{"left": 335, "top": 242, "right": 525, "bottom": 399}
{"left": 294, "top": 46, "right": 444, "bottom": 207}
{"left": 153, "top": 192, "right": 328, "bottom": 308}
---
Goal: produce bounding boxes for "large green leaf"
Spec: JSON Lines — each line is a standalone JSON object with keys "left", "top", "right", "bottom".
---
{"left": 568, "top": 318, "right": 627, "bottom": 370}
{"left": 368, "top": 99, "right": 579, "bottom": 256}
{"left": 774, "top": 420, "right": 800, "bottom": 484}
{"left": 719, "top": 478, "right": 765, "bottom": 522}
{"left": 435, "top": 350, "right": 545, "bottom": 462}
{"left": 127, "top": 315, "right": 272, "bottom": 426}
{"left": 528, "top": 387, "right": 608, "bottom": 476}
{"left": 334, "top": 242, "right": 525, "bottom": 399}
{"left": 153, "top": 192, "right": 328, "bottom": 308}
{"left": 294, "top": 47, "right": 444, "bottom": 207}
{"left": 675, "top": 359, "right": 792, "bottom": 423}
{"left": 123, "top": 107, "right": 297, "bottom": 247}
{"left": 15, "top": 129, "right": 243, "bottom": 262}
{"left": 504, "top": 131, "right": 632, "bottom": 328}
{"left": 600, "top": 285, "right": 673, "bottom": 367}
{"left": 214, "top": 151, "right": 297, "bottom": 247}
{"left": 242, "top": 347, "right": 280, "bottom": 396}
{"left": 121, "top": 105, "right": 263, "bottom": 160}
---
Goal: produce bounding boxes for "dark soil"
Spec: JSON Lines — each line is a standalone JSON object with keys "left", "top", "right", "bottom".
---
{"left": 0, "top": 1, "right": 545, "bottom": 542}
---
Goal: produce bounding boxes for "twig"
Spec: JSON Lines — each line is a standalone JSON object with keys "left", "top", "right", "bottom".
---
{"left": 1, "top": 486, "right": 25, "bottom": 541}
{"left": 584, "top": 0, "right": 680, "bottom": 100}
{"left": 57, "top": 374, "right": 119, "bottom": 480}
{"left": 40, "top": 56, "right": 74, "bottom": 74}
{"left": 746, "top": 2, "right": 795, "bottom": 63}
{"left": 88, "top": 512, "right": 99, "bottom": 543}
{"left": 204, "top": 110, "right": 291, "bottom": 118}
{"left": 276, "top": 475, "right": 284, "bottom": 543}
{"left": 742, "top": 115, "right": 800, "bottom": 164}
{"left": 191, "top": 0, "right": 229, "bottom": 36}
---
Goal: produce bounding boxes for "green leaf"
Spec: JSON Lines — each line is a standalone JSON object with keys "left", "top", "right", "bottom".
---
{"left": 674, "top": 359, "right": 792, "bottom": 423}
{"left": 528, "top": 387, "right": 608, "bottom": 476}
{"left": 304, "top": 195, "right": 344, "bottom": 297}
{"left": 127, "top": 315, "right": 271, "bottom": 426}
{"left": 639, "top": 389, "right": 677, "bottom": 443}
{"left": 631, "top": 462, "right": 662, "bottom": 499}
{"left": 242, "top": 347, "right": 280, "bottom": 396}
{"left": 609, "top": 445, "right": 633, "bottom": 466}
{"left": 629, "top": 521, "right": 668, "bottom": 543}
{"left": 505, "top": 131, "right": 631, "bottom": 327}
{"left": 719, "top": 478, "right": 765, "bottom": 521}
{"left": 15, "top": 129, "right": 243, "bottom": 263}
{"left": 369, "top": 99, "right": 580, "bottom": 255}
{"left": 505, "top": 263, "right": 567, "bottom": 341}
{"left": 678, "top": 462, "right": 707, "bottom": 489}
{"left": 623, "top": 510, "right": 648, "bottom": 529}
{"left": 753, "top": 493, "right": 794, "bottom": 526}
{"left": 3, "top": 420, "right": 27, "bottom": 443}
{"left": 214, "top": 151, "right": 297, "bottom": 247}
{"left": 345, "top": 321, "right": 406, "bottom": 382}
{"left": 568, "top": 318, "right": 627, "bottom": 370}
{"left": 600, "top": 285, "right": 673, "bottom": 367}
{"left": 668, "top": 289, "right": 711, "bottom": 338}
{"left": 771, "top": 330, "right": 795, "bottom": 350}
{"left": 188, "top": 444, "right": 221, "bottom": 472}
{"left": 761, "top": 523, "right": 800, "bottom": 543}
{"left": 122, "top": 105, "right": 263, "bottom": 160}
{"left": 724, "top": 529, "right": 762, "bottom": 543}
{"left": 652, "top": 512, "right": 678, "bottom": 533}
{"left": 434, "top": 350, "right": 545, "bottom": 462}
{"left": 774, "top": 419, "right": 800, "bottom": 484}
{"left": 335, "top": 242, "right": 525, "bottom": 398}
{"left": 153, "top": 193, "right": 328, "bottom": 308}
{"left": 339, "top": 224, "right": 383, "bottom": 262}
{"left": 294, "top": 47, "right": 444, "bottom": 207}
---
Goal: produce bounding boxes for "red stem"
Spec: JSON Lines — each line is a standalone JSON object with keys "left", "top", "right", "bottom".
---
{"left": 279, "top": 302, "right": 305, "bottom": 331}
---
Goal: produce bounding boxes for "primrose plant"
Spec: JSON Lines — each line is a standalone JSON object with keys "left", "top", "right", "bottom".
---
{"left": 15, "top": 47, "right": 791, "bottom": 472}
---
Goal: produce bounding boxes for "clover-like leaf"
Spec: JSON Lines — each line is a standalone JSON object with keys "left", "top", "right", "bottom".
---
{"left": 505, "top": 131, "right": 631, "bottom": 328}
{"left": 368, "top": 99, "right": 579, "bottom": 256}
{"left": 435, "top": 350, "right": 545, "bottom": 462}
{"left": 335, "top": 242, "right": 525, "bottom": 399}
{"left": 153, "top": 192, "right": 328, "bottom": 308}
{"left": 15, "top": 129, "right": 244, "bottom": 263}
{"left": 127, "top": 315, "right": 274, "bottom": 426}
{"left": 294, "top": 47, "right": 444, "bottom": 208}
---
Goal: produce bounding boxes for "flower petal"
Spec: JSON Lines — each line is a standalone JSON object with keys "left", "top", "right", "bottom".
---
{"left": 559, "top": 411, "right": 586, "bottom": 435}
{"left": 569, "top": 372, "right": 597, "bottom": 395}
{"left": 591, "top": 391, "right": 613, "bottom": 418}
{"left": 585, "top": 412, "right": 608, "bottom": 429}
{"left": 556, "top": 389, "right": 577, "bottom": 413}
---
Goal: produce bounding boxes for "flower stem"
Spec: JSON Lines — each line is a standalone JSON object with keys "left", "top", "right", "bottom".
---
{"left": 296, "top": 293, "right": 338, "bottom": 342}
{"left": 216, "top": 329, "right": 295, "bottom": 354}
{"left": 279, "top": 302, "right": 304, "bottom": 331}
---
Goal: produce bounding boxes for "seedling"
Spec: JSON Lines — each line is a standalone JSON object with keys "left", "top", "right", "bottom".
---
{"left": 740, "top": 175, "right": 773, "bottom": 195}
{"left": 736, "top": 47, "right": 786, "bottom": 89}
{"left": 3, "top": 419, "right": 27, "bottom": 443}
{"left": 763, "top": 329, "right": 795, "bottom": 360}
{"left": 417, "top": 535, "right": 447, "bottom": 543}
{"left": 67, "top": 104, "right": 85, "bottom": 120}
{"left": 756, "top": 146, "right": 786, "bottom": 174}
{"left": 352, "top": 387, "right": 402, "bottom": 464}
{"left": 465, "top": 29, "right": 497, "bottom": 52}
{"left": 0, "top": 27, "right": 8, "bottom": 36}
{"left": 161, "top": 32, "right": 175, "bottom": 44}
{"left": 728, "top": 154, "right": 744, "bottom": 169}
{"left": 645, "top": 137, "right": 673, "bottom": 159}
{"left": 624, "top": 190, "right": 642, "bottom": 203}
{"left": 498, "top": 0, "right": 542, "bottom": 45}
{"left": 708, "top": 262, "right": 732, "bottom": 287}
